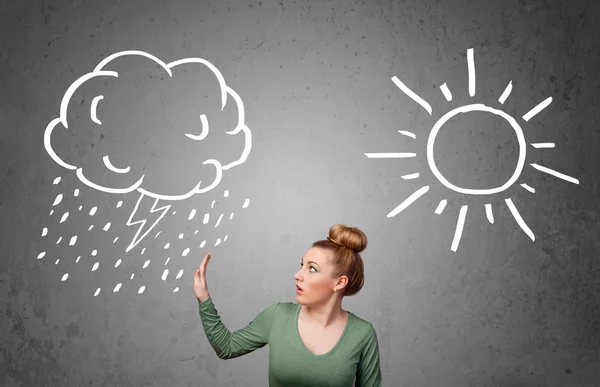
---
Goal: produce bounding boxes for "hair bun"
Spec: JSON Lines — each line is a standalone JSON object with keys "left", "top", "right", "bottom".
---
{"left": 328, "top": 224, "right": 367, "bottom": 253}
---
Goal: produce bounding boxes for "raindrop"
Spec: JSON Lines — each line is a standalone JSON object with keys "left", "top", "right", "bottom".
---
{"left": 200, "top": 240, "right": 206, "bottom": 248}
{"left": 188, "top": 209, "right": 196, "bottom": 220}
{"left": 61, "top": 273, "right": 68, "bottom": 281}
{"left": 173, "top": 287, "right": 179, "bottom": 292}
{"left": 165, "top": 257, "right": 171, "bottom": 265}
{"left": 230, "top": 212, "right": 235, "bottom": 220}
{"left": 164, "top": 243, "right": 170, "bottom": 249}
{"left": 88, "top": 225, "right": 94, "bottom": 231}
{"left": 211, "top": 200, "right": 216, "bottom": 208}
{"left": 224, "top": 190, "right": 229, "bottom": 197}
{"left": 76, "top": 256, "right": 81, "bottom": 263}
{"left": 143, "top": 260, "right": 150, "bottom": 269}
{"left": 130, "top": 273, "right": 134, "bottom": 279}
{"left": 113, "top": 237, "right": 119, "bottom": 243}
{"left": 74, "top": 189, "right": 79, "bottom": 197}
{"left": 194, "top": 230, "right": 199, "bottom": 235}
{"left": 178, "top": 233, "right": 184, "bottom": 239}
{"left": 115, "top": 259, "right": 122, "bottom": 268}
{"left": 56, "top": 237, "right": 62, "bottom": 244}
{"left": 203, "top": 213, "right": 210, "bottom": 224}
{"left": 172, "top": 211, "right": 176, "bottom": 215}
{"left": 69, "top": 236, "right": 77, "bottom": 246}
{"left": 113, "top": 283, "right": 122, "bottom": 292}
{"left": 138, "top": 286, "right": 145, "bottom": 294}
{"left": 161, "top": 269, "right": 169, "bottom": 281}
{"left": 94, "top": 288, "right": 101, "bottom": 297}
{"left": 103, "top": 222, "right": 111, "bottom": 231}
{"left": 55, "top": 259, "right": 60, "bottom": 265}
{"left": 89, "top": 206, "right": 97, "bottom": 216}
{"left": 176, "top": 269, "right": 184, "bottom": 279}
{"left": 53, "top": 176, "right": 61, "bottom": 185}
{"left": 215, "top": 238, "right": 222, "bottom": 246}
{"left": 117, "top": 200, "right": 123, "bottom": 208}
{"left": 49, "top": 210, "right": 54, "bottom": 216}
{"left": 182, "top": 248, "right": 190, "bottom": 257}
{"left": 91, "top": 249, "right": 97, "bottom": 256}
{"left": 215, "top": 213, "right": 224, "bottom": 228}
{"left": 37, "top": 251, "right": 46, "bottom": 259}
{"left": 242, "top": 198, "right": 250, "bottom": 209}
{"left": 53, "top": 194, "right": 63, "bottom": 206}
{"left": 60, "top": 212, "right": 69, "bottom": 223}
{"left": 224, "top": 235, "right": 228, "bottom": 241}
{"left": 79, "top": 205, "right": 83, "bottom": 211}
{"left": 141, "top": 248, "right": 146, "bottom": 255}
{"left": 41, "top": 227, "right": 48, "bottom": 237}
{"left": 155, "top": 231, "right": 162, "bottom": 238}
{"left": 92, "top": 262, "right": 99, "bottom": 271}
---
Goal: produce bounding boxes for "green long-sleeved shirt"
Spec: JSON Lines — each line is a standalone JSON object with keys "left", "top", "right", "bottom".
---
{"left": 198, "top": 297, "right": 382, "bottom": 386}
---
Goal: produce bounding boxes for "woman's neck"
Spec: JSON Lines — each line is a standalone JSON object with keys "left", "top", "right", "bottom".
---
{"left": 300, "top": 297, "right": 347, "bottom": 329}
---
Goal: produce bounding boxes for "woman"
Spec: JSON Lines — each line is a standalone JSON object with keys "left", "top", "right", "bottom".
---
{"left": 193, "top": 224, "right": 382, "bottom": 386}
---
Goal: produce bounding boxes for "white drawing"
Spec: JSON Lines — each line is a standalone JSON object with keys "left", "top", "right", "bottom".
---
{"left": 43, "top": 50, "right": 251, "bottom": 252}
{"left": 366, "top": 48, "right": 580, "bottom": 252}
{"left": 39, "top": 50, "right": 252, "bottom": 296}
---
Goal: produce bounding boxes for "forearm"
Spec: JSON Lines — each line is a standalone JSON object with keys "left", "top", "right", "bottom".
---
{"left": 198, "top": 297, "right": 236, "bottom": 359}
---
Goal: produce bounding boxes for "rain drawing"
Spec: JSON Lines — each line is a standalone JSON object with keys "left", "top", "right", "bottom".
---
{"left": 366, "top": 47, "right": 580, "bottom": 252}
{"left": 39, "top": 50, "right": 252, "bottom": 296}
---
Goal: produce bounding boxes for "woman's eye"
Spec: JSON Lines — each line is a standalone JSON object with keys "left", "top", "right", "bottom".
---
{"left": 309, "top": 266, "right": 316, "bottom": 272}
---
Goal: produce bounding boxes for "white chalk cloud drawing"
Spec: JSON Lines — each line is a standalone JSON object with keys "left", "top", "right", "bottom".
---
{"left": 366, "top": 47, "right": 580, "bottom": 252}
{"left": 43, "top": 50, "right": 252, "bottom": 254}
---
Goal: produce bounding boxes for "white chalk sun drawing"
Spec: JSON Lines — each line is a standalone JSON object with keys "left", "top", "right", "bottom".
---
{"left": 43, "top": 50, "right": 252, "bottom": 254}
{"left": 366, "top": 47, "right": 580, "bottom": 252}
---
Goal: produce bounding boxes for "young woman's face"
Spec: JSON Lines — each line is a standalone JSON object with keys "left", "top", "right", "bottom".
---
{"left": 294, "top": 247, "right": 340, "bottom": 304}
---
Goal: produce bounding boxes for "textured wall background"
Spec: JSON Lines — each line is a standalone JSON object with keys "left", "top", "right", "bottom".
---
{"left": 1, "top": 0, "right": 599, "bottom": 386}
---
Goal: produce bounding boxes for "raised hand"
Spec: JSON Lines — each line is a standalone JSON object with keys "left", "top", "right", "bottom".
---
{"left": 193, "top": 252, "right": 211, "bottom": 302}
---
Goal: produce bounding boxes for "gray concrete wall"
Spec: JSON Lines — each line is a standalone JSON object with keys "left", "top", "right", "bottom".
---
{"left": 1, "top": 0, "right": 599, "bottom": 385}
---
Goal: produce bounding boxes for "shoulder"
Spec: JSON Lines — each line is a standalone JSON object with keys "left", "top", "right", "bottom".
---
{"left": 257, "top": 301, "right": 297, "bottom": 317}
{"left": 274, "top": 301, "right": 299, "bottom": 314}
{"left": 349, "top": 312, "right": 378, "bottom": 338}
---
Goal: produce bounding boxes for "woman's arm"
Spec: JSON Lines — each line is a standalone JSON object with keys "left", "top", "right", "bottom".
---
{"left": 198, "top": 297, "right": 279, "bottom": 359}
{"left": 355, "top": 324, "right": 383, "bottom": 386}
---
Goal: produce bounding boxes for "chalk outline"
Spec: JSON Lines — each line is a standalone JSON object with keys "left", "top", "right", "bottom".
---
{"left": 43, "top": 50, "right": 251, "bottom": 200}
{"left": 43, "top": 50, "right": 252, "bottom": 253}
{"left": 368, "top": 47, "right": 580, "bottom": 252}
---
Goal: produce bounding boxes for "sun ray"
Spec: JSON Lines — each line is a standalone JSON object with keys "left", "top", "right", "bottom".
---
{"left": 498, "top": 81, "right": 513, "bottom": 105}
{"left": 391, "top": 76, "right": 432, "bottom": 115}
{"left": 467, "top": 48, "right": 475, "bottom": 97}
{"left": 484, "top": 203, "right": 494, "bottom": 223}
{"left": 387, "top": 185, "right": 429, "bottom": 218}
{"left": 364, "top": 152, "right": 416, "bottom": 159}
{"left": 401, "top": 173, "right": 419, "bottom": 180}
{"left": 440, "top": 83, "right": 452, "bottom": 101}
{"left": 520, "top": 183, "right": 535, "bottom": 193}
{"left": 530, "top": 163, "right": 579, "bottom": 184}
{"left": 531, "top": 142, "right": 555, "bottom": 148}
{"left": 451, "top": 205, "right": 468, "bottom": 252}
{"left": 434, "top": 199, "right": 447, "bottom": 215}
{"left": 505, "top": 198, "right": 535, "bottom": 241}
{"left": 522, "top": 96, "right": 552, "bottom": 122}
{"left": 398, "top": 130, "right": 416, "bottom": 139}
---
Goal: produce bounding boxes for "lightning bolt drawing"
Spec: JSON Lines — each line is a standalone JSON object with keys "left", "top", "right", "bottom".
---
{"left": 125, "top": 192, "right": 171, "bottom": 253}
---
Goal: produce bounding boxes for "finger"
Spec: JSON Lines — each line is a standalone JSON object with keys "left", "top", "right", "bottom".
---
{"left": 200, "top": 252, "right": 211, "bottom": 272}
{"left": 199, "top": 253, "right": 209, "bottom": 269}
